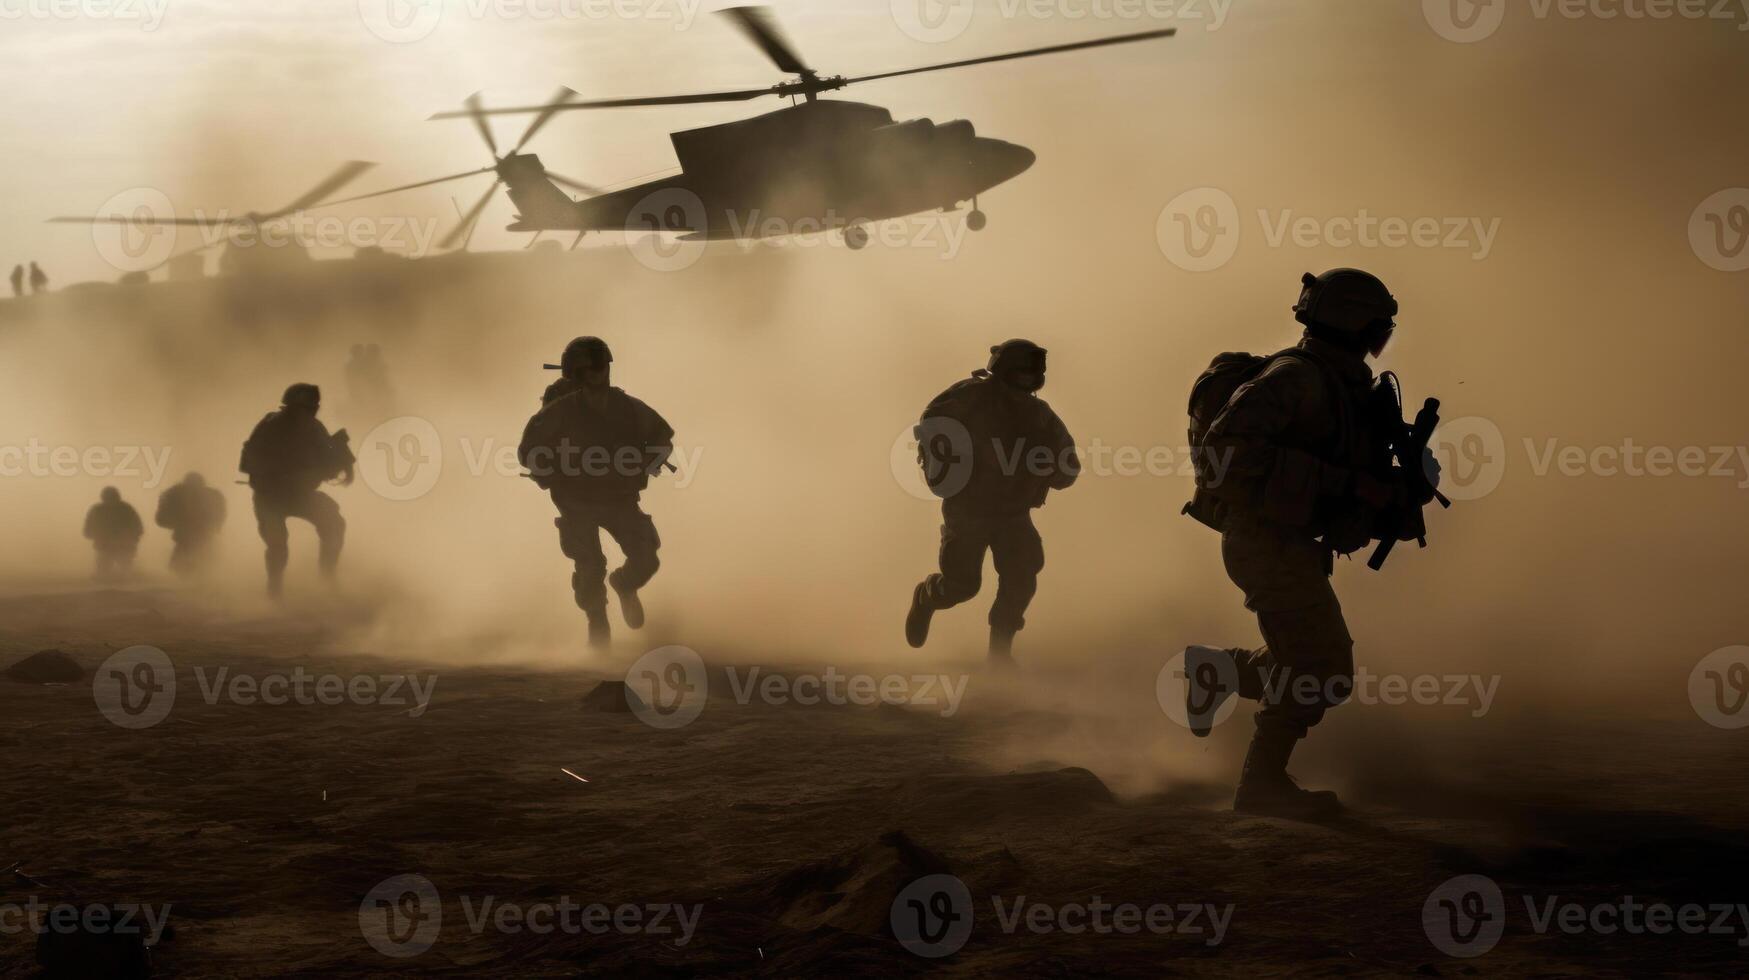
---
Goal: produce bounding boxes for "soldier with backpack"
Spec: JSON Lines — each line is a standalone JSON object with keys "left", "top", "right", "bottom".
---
{"left": 519, "top": 337, "right": 675, "bottom": 651}
{"left": 1179, "top": 269, "right": 1440, "bottom": 820}
{"left": 904, "top": 339, "right": 1080, "bottom": 664}
{"left": 239, "top": 384, "right": 355, "bottom": 598}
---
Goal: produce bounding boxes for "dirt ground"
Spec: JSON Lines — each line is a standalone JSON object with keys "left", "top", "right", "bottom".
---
{"left": 3, "top": 587, "right": 1746, "bottom": 978}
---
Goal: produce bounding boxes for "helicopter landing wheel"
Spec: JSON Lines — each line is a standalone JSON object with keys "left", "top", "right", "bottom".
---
{"left": 967, "top": 209, "right": 987, "bottom": 232}
{"left": 845, "top": 224, "right": 870, "bottom": 250}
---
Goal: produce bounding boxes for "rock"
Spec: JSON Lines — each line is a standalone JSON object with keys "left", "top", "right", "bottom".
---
{"left": 5, "top": 650, "right": 83, "bottom": 684}
{"left": 581, "top": 680, "right": 647, "bottom": 714}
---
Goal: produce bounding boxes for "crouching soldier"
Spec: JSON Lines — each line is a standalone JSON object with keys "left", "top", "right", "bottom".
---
{"left": 519, "top": 337, "right": 674, "bottom": 651}
{"left": 905, "top": 339, "right": 1079, "bottom": 663}
{"left": 155, "top": 472, "right": 227, "bottom": 578}
{"left": 239, "top": 383, "right": 354, "bottom": 598}
{"left": 84, "top": 486, "right": 144, "bottom": 579}
{"left": 1182, "top": 269, "right": 1433, "bottom": 820}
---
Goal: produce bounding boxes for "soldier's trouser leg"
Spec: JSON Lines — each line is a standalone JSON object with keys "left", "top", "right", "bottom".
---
{"left": 987, "top": 513, "right": 1044, "bottom": 634}
{"left": 555, "top": 506, "right": 609, "bottom": 615}
{"left": 598, "top": 503, "right": 661, "bottom": 593}
{"left": 920, "top": 515, "right": 992, "bottom": 612}
{"left": 1221, "top": 522, "right": 1354, "bottom": 740}
{"left": 297, "top": 492, "right": 346, "bottom": 578}
{"left": 253, "top": 496, "right": 290, "bottom": 592}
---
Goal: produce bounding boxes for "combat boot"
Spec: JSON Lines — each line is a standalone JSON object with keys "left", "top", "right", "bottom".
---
{"left": 1233, "top": 727, "right": 1341, "bottom": 821}
{"left": 609, "top": 570, "right": 645, "bottom": 630}
{"left": 988, "top": 627, "right": 1017, "bottom": 666}
{"left": 905, "top": 583, "right": 935, "bottom": 649}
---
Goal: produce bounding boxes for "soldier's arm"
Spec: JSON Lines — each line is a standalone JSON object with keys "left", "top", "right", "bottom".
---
{"left": 641, "top": 403, "right": 676, "bottom": 474}
{"left": 517, "top": 404, "right": 559, "bottom": 487}
{"left": 1204, "top": 358, "right": 1355, "bottom": 527}
{"left": 154, "top": 491, "right": 174, "bottom": 530}
{"left": 1041, "top": 404, "right": 1081, "bottom": 491}
{"left": 124, "top": 506, "right": 143, "bottom": 537}
{"left": 83, "top": 507, "right": 98, "bottom": 540}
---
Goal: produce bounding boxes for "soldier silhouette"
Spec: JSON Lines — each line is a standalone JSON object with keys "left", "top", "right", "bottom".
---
{"left": 84, "top": 486, "right": 143, "bottom": 580}
{"left": 8, "top": 264, "right": 22, "bottom": 298}
{"left": 905, "top": 339, "right": 1079, "bottom": 663}
{"left": 239, "top": 384, "right": 354, "bottom": 598}
{"left": 1181, "top": 268, "right": 1438, "bottom": 820}
{"left": 27, "top": 262, "right": 46, "bottom": 295}
{"left": 518, "top": 337, "right": 674, "bottom": 650}
{"left": 154, "top": 472, "right": 228, "bottom": 578}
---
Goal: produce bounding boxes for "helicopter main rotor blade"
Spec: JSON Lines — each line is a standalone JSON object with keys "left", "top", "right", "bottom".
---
{"left": 465, "top": 92, "right": 501, "bottom": 157}
{"left": 264, "top": 160, "right": 377, "bottom": 219}
{"left": 319, "top": 166, "right": 501, "bottom": 208}
{"left": 844, "top": 26, "right": 1176, "bottom": 86}
{"left": 433, "top": 86, "right": 775, "bottom": 120}
{"left": 442, "top": 179, "right": 501, "bottom": 251}
{"left": 719, "top": 5, "right": 809, "bottom": 76}
{"left": 512, "top": 87, "right": 579, "bottom": 153}
{"left": 546, "top": 171, "right": 603, "bottom": 196}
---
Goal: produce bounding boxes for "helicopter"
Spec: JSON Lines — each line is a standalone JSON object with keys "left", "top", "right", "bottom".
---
{"left": 50, "top": 161, "right": 379, "bottom": 273}
{"left": 344, "top": 7, "right": 1176, "bottom": 251}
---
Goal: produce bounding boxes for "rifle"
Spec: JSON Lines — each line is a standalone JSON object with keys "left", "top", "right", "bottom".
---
{"left": 1367, "top": 373, "right": 1452, "bottom": 571}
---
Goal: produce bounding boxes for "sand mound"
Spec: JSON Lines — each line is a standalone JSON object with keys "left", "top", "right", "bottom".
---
{"left": 764, "top": 830, "right": 956, "bottom": 936}
{"left": 580, "top": 680, "right": 647, "bottom": 714}
{"left": 5, "top": 649, "right": 82, "bottom": 684}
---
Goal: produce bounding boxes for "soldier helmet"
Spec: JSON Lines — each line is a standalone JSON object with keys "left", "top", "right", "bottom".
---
{"left": 100, "top": 486, "right": 120, "bottom": 503}
{"left": 1293, "top": 269, "right": 1397, "bottom": 336}
{"left": 987, "top": 339, "right": 1047, "bottom": 391}
{"left": 546, "top": 336, "right": 613, "bottom": 376}
{"left": 282, "top": 383, "right": 321, "bottom": 409}
{"left": 183, "top": 472, "right": 206, "bottom": 488}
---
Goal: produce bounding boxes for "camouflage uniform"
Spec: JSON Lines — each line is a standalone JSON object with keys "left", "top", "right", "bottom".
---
{"left": 1203, "top": 336, "right": 1378, "bottom": 739}
{"left": 915, "top": 372, "right": 1078, "bottom": 637}
{"left": 240, "top": 410, "right": 353, "bottom": 591}
{"left": 518, "top": 386, "right": 673, "bottom": 618}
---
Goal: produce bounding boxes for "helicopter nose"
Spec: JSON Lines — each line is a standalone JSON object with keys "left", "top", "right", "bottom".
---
{"left": 978, "top": 139, "right": 1035, "bottom": 185}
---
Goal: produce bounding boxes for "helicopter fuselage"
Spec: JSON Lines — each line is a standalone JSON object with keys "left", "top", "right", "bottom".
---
{"left": 502, "top": 100, "right": 1033, "bottom": 239}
